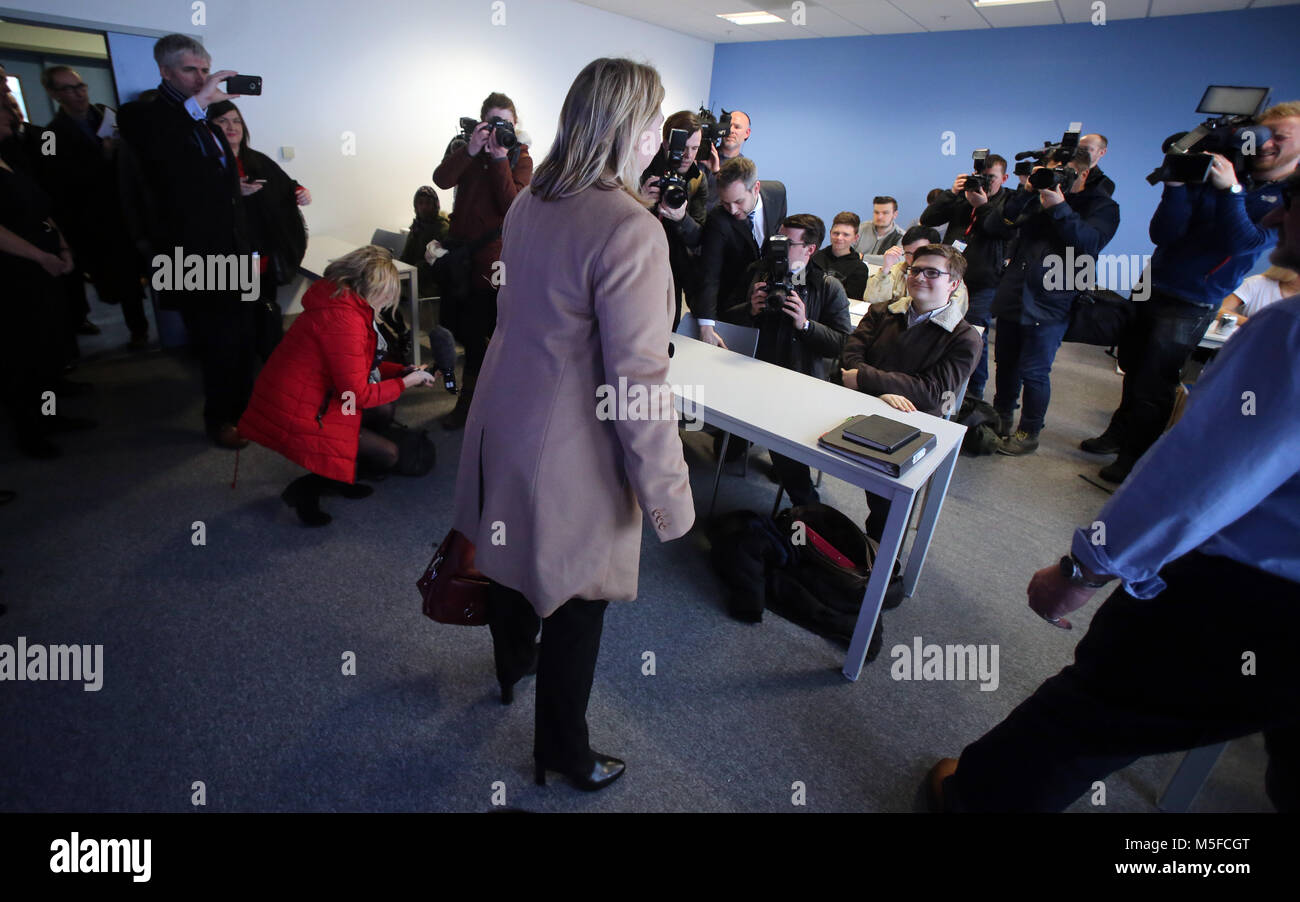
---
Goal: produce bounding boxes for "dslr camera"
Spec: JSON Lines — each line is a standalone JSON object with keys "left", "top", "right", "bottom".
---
{"left": 658, "top": 128, "right": 690, "bottom": 210}
{"left": 958, "top": 148, "right": 992, "bottom": 194}
{"left": 1146, "top": 85, "right": 1271, "bottom": 185}
{"left": 1016, "top": 124, "right": 1083, "bottom": 192}
{"left": 459, "top": 115, "right": 518, "bottom": 150}
{"left": 697, "top": 106, "right": 733, "bottom": 150}
{"left": 756, "top": 235, "right": 795, "bottom": 315}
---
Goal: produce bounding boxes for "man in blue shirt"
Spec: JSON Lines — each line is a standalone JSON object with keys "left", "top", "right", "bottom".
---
{"left": 928, "top": 295, "right": 1300, "bottom": 812}
{"left": 1084, "top": 102, "right": 1298, "bottom": 483}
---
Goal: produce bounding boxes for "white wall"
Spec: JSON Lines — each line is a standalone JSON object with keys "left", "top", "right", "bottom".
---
{"left": 4, "top": 0, "right": 714, "bottom": 243}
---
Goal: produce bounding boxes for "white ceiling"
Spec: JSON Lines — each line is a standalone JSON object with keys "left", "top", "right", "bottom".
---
{"left": 576, "top": 0, "right": 1298, "bottom": 43}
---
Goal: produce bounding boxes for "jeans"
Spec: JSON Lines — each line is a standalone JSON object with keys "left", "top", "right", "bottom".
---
{"left": 992, "top": 316, "right": 1070, "bottom": 435}
{"left": 1102, "top": 289, "right": 1217, "bottom": 465}
{"left": 964, "top": 286, "right": 996, "bottom": 400}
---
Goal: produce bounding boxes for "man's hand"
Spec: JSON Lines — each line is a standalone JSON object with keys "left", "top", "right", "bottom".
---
{"left": 700, "top": 324, "right": 729, "bottom": 349}
{"left": 1038, "top": 183, "right": 1066, "bottom": 209}
{"left": 39, "top": 250, "right": 71, "bottom": 277}
{"left": 966, "top": 185, "right": 989, "bottom": 208}
{"left": 840, "top": 368, "right": 859, "bottom": 390}
{"left": 880, "top": 393, "right": 916, "bottom": 412}
{"left": 466, "top": 121, "right": 491, "bottom": 156}
{"left": 748, "top": 281, "right": 768, "bottom": 316}
{"left": 882, "top": 245, "right": 905, "bottom": 270}
{"left": 195, "top": 69, "right": 239, "bottom": 109}
{"left": 1026, "top": 563, "right": 1099, "bottom": 631}
{"left": 782, "top": 290, "right": 807, "bottom": 330}
{"left": 706, "top": 143, "right": 721, "bottom": 174}
{"left": 641, "top": 175, "right": 661, "bottom": 206}
{"left": 950, "top": 175, "right": 967, "bottom": 194}
{"left": 1206, "top": 152, "right": 1240, "bottom": 191}
{"left": 659, "top": 199, "right": 686, "bottom": 222}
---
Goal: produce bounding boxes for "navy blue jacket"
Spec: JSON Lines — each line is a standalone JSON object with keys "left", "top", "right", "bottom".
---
{"left": 992, "top": 179, "right": 1120, "bottom": 325}
{"left": 1147, "top": 181, "right": 1283, "bottom": 308}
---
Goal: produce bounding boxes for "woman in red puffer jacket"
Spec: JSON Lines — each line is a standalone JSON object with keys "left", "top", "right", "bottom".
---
{"left": 239, "top": 245, "right": 437, "bottom": 525}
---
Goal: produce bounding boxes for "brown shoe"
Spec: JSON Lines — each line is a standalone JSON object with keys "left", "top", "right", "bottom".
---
{"left": 213, "top": 423, "right": 249, "bottom": 450}
{"left": 926, "top": 757, "right": 959, "bottom": 812}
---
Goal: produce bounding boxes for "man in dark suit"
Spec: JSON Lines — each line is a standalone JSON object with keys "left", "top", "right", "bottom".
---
{"left": 38, "top": 65, "right": 149, "bottom": 349}
{"left": 695, "top": 156, "right": 786, "bottom": 349}
{"left": 117, "top": 34, "right": 254, "bottom": 449}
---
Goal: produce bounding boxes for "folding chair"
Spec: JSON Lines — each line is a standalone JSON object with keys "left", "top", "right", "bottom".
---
{"left": 370, "top": 228, "right": 406, "bottom": 257}
{"left": 676, "top": 313, "right": 760, "bottom": 517}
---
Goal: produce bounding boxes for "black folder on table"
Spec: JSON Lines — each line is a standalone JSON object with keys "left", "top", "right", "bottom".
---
{"left": 841, "top": 413, "right": 920, "bottom": 453}
{"left": 819, "top": 415, "right": 937, "bottom": 478}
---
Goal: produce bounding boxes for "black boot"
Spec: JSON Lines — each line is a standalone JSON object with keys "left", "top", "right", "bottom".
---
{"left": 281, "top": 475, "right": 332, "bottom": 526}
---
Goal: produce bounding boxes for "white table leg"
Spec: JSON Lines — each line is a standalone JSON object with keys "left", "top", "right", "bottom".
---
{"left": 901, "top": 443, "right": 960, "bottom": 597}
{"left": 842, "top": 486, "right": 915, "bottom": 681}
{"left": 406, "top": 271, "right": 420, "bottom": 367}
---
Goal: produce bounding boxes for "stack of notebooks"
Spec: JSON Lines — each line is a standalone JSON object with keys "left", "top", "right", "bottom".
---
{"left": 818, "top": 414, "right": 937, "bottom": 477}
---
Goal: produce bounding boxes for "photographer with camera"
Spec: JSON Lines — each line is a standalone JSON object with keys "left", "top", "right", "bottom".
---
{"left": 640, "top": 111, "right": 708, "bottom": 329}
{"left": 432, "top": 92, "right": 532, "bottom": 430}
{"left": 1086, "top": 99, "right": 1298, "bottom": 483}
{"left": 993, "top": 146, "right": 1120, "bottom": 456}
{"left": 695, "top": 156, "right": 786, "bottom": 348}
{"left": 919, "top": 151, "right": 1012, "bottom": 400}
{"left": 727, "top": 214, "right": 850, "bottom": 505}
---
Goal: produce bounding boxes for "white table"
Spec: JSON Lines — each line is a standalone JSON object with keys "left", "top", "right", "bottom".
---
{"left": 667, "top": 336, "right": 967, "bottom": 680}
{"left": 299, "top": 235, "right": 423, "bottom": 364}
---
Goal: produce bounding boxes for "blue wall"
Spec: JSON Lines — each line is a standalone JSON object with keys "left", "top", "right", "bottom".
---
{"left": 710, "top": 7, "right": 1300, "bottom": 280}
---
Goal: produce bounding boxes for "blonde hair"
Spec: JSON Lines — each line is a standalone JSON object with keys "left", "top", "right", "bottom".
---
{"left": 531, "top": 58, "right": 665, "bottom": 201}
{"left": 1259, "top": 101, "right": 1300, "bottom": 123}
{"left": 323, "top": 245, "right": 400, "bottom": 312}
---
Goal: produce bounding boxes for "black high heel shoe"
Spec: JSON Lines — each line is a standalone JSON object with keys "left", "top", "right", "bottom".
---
{"left": 281, "top": 478, "right": 331, "bottom": 527}
{"left": 534, "top": 753, "right": 625, "bottom": 791}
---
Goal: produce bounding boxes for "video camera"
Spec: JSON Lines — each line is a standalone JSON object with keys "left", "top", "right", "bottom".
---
{"left": 958, "top": 148, "right": 992, "bottom": 194}
{"left": 756, "top": 235, "right": 795, "bottom": 314}
{"left": 459, "top": 115, "right": 518, "bottom": 150}
{"left": 658, "top": 128, "right": 690, "bottom": 210}
{"left": 697, "top": 106, "right": 733, "bottom": 150}
{"left": 1145, "top": 85, "right": 1271, "bottom": 185}
{"left": 1016, "top": 123, "right": 1083, "bottom": 192}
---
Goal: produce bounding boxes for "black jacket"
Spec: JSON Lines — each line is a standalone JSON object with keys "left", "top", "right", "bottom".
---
{"left": 991, "top": 177, "right": 1121, "bottom": 325}
{"left": 919, "top": 186, "right": 1012, "bottom": 295}
{"left": 810, "top": 247, "right": 868, "bottom": 300}
{"left": 236, "top": 147, "right": 307, "bottom": 285}
{"left": 727, "top": 260, "right": 851, "bottom": 379}
{"left": 117, "top": 81, "right": 249, "bottom": 299}
{"left": 696, "top": 179, "right": 787, "bottom": 321}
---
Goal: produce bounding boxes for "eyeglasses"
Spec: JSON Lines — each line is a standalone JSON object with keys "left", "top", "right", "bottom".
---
{"left": 905, "top": 266, "right": 951, "bottom": 281}
{"left": 52, "top": 82, "right": 88, "bottom": 93}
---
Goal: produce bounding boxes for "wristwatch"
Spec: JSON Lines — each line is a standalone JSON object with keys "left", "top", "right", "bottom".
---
{"left": 1059, "top": 554, "right": 1109, "bottom": 588}
{"left": 802, "top": 319, "right": 812, "bottom": 333}
{"left": 1224, "top": 183, "right": 1243, "bottom": 195}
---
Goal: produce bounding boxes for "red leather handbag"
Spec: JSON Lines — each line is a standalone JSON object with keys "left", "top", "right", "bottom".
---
{"left": 418, "top": 529, "right": 490, "bottom": 626}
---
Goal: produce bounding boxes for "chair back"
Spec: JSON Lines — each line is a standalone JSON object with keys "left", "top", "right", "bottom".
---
{"left": 676, "top": 313, "right": 760, "bottom": 358}
{"left": 370, "top": 228, "right": 406, "bottom": 257}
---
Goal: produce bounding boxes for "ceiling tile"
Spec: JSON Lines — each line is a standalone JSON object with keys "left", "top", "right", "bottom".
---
{"left": 1058, "top": 0, "right": 1153, "bottom": 22}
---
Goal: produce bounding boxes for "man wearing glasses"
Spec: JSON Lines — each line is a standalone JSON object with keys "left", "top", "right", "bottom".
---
{"left": 840, "top": 244, "right": 982, "bottom": 547}
{"left": 39, "top": 66, "right": 149, "bottom": 349}
{"left": 732, "top": 214, "right": 851, "bottom": 506}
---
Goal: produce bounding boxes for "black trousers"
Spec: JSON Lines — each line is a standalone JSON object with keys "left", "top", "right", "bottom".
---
{"left": 180, "top": 298, "right": 261, "bottom": 435}
{"left": 770, "top": 451, "right": 819, "bottom": 507}
{"left": 461, "top": 284, "right": 499, "bottom": 386}
{"left": 1103, "top": 289, "right": 1217, "bottom": 465}
{"left": 487, "top": 580, "right": 609, "bottom": 771}
{"left": 945, "top": 552, "right": 1300, "bottom": 811}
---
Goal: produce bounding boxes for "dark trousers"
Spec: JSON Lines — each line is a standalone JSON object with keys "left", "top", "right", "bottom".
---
{"left": 964, "top": 287, "right": 996, "bottom": 400}
{"left": 180, "top": 298, "right": 261, "bottom": 435}
{"left": 2, "top": 275, "right": 64, "bottom": 441}
{"left": 945, "top": 552, "right": 1300, "bottom": 812}
{"left": 488, "top": 580, "right": 609, "bottom": 771}
{"left": 992, "top": 316, "right": 1070, "bottom": 435}
{"left": 1102, "top": 289, "right": 1217, "bottom": 465}
{"left": 771, "top": 451, "right": 819, "bottom": 507}
{"left": 461, "top": 284, "right": 500, "bottom": 387}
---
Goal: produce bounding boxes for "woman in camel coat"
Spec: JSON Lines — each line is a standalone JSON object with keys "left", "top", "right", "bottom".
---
{"left": 450, "top": 58, "right": 694, "bottom": 791}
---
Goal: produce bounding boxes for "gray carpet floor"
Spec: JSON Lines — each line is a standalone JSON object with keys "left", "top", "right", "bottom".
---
{"left": 0, "top": 294, "right": 1272, "bottom": 813}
